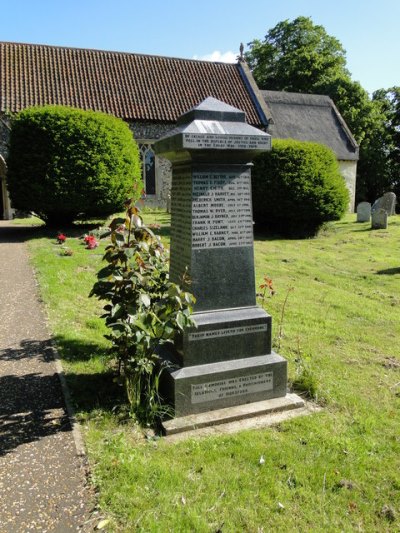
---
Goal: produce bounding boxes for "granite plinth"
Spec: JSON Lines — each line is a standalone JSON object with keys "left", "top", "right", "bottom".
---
{"left": 161, "top": 352, "right": 287, "bottom": 417}
{"left": 178, "top": 306, "right": 271, "bottom": 366}
{"left": 162, "top": 394, "right": 306, "bottom": 436}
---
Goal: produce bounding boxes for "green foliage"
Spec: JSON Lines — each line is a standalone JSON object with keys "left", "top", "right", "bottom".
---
{"left": 362, "top": 87, "right": 400, "bottom": 204}
{"left": 316, "top": 76, "right": 375, "bottom": 144}
{"left": 246, "top": 16, "right": 349, "bottom": 93}
{"left": 252, "top": 139, "right": 349, "bottom": 236}
{"left": 246, "top": 17, "right": 400, "bottom": 204}
{"left": 90, "top": 201, "right": 195, "bottom": 424}
{"left": 7, "top": 105, "right": 141, "bottom": 225}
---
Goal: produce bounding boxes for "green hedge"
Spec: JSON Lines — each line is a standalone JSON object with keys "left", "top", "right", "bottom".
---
{"left": 252, "top": 139, "right": 349, "bottom": 236}
{"left": 7, "top": 105, "right": 142, "bottom": 224}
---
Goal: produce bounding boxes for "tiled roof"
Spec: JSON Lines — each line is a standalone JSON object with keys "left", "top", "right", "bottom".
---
{"left": 262, "top": 90, "right": 359, "bottom": 160}
{"left": 0, "top": 42, "right": 264, "bottom": 126}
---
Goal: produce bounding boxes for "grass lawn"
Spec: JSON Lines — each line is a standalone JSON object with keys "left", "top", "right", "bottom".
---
{"left": 25, "top": 211, "right": 400, "bottom": 532}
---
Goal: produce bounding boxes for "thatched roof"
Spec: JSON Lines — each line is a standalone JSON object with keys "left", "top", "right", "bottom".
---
{"left": 262, "top": 90, "right": 359, "bottom": 160}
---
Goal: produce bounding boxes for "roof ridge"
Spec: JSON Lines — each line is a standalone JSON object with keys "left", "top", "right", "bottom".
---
{"left": 262, "top": 90, "right": 332, "bottom": 103}
{"left": 0, "top": 40, "right": 237, "bottom": 67}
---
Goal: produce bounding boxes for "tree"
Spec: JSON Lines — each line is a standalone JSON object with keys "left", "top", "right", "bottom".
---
{"left": 372, "top": 87, "right": 400, "bottom": 200}
{"left": 246, "top": 17, "right": 397, "bottom": 204}
{"left": 316, "top": 76, "right": 376, "bottom": 144}
{"left": 246, "top": 17, "right": 349, "bottom": 93}
{"left": 7, "top": 105, "right": 142, "bottom": 225}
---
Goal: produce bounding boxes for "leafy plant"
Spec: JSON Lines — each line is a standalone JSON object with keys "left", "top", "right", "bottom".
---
{"left": 257, "top": 276, "right": 317, "bottom": 399}
{"left": 7, "top": 105, "right": 141, "bottom": 225}
{"left": 90, "top": 199, "right": 196, "bottom": 424}
{"left": 252, "top": 139, "right": 349, "bottom": 237}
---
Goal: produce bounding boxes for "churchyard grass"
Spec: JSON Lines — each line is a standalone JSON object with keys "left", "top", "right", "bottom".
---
{"left": 11, "top": 215, "right": 45, "bottom": 226}
{"left": 25, "top": 212, "right": 400, "bottom": 531}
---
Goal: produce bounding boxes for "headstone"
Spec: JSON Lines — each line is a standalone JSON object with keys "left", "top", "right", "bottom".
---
{"left": 380, "top": 192, "right": 396, "bottom": 216}
{"left": 154, "top": 97, "right": 289, "bottom": 417}
{"left": 372, "top": 192, "right": 397, "bottom": 216}
{"left": 356, "top": 202, "right": 371, "bottom": 222}
{"left": 371, "top": 208, "right": 388, "bottom": 229}
{"left": 371, "top": 197, "right": 380, "bottom": 212}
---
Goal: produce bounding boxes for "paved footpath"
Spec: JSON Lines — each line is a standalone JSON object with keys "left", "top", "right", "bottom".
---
{"left": 0, "top": 222, "right": 93, "bottom": 532}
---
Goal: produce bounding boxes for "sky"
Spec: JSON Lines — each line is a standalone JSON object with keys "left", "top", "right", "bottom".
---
{"left": 1, "top": 0, "right": 399, "bottom": 95}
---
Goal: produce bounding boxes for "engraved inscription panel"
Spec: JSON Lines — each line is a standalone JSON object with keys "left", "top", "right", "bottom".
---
{"left": 191, "top": 372, "right": 273, "bottom": 404}
{"left": 188, "top": 323, "right": 268, "bottom": 341}
{"left": 183, "top": 132, "right": 271, "bottom": 151}
{"left": 192, "top": 171, "right": 253, "bottom": 249}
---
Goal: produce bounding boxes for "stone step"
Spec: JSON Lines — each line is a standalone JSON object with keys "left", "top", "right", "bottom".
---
{"left": 162, "top": 393, "right": 305, "bottom": 436}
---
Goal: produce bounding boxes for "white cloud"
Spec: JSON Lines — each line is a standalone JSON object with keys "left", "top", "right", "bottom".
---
{"left": 192, "top": 50, "right": 237, "bottom": 63}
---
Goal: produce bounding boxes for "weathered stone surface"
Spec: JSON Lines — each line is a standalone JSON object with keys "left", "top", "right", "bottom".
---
{"left": 372, "top": 192, "right": 397, "bottom": 216}
{"left": 371, "top": 208, "right": 388, "bottom": 229}
{"left": 356, "top": 201, "right": 371, "bottom": 222}
{"left": 381, "top": 192, "right": 397, "bottom": 215}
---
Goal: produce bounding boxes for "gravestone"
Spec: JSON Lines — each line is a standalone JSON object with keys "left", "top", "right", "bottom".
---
{"left": 356, "top": 202, "right": 371, "bottom": 222}
{"left": 380, "top": 192, "right": 396, "bottom": 215}
{"left": 371, "top": 208, "right": 388, "bottom": 229}
{"left": 154, "top": 97, "right": 296, "bottom": 419}
{"left": 372, "top": 192, "right": 397, "bottom": 215}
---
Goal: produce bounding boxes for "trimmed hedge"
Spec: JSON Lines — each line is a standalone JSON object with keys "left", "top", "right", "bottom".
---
{"left": 252, "top": 139, "right": 349, "bottom": 237}
{"left": 7, "top": 105, "right": 142, "bottom": 224}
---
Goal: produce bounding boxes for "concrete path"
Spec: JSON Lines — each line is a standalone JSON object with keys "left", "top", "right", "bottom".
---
{"left": 0, "top": 221, "right": 92, "bottom": 532}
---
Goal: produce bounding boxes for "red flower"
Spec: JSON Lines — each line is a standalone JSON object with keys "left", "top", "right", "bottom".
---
{"left": 57, "top": 233, "right": 67, "bottom": 244}
{"left": 84, "top": 235, "right": 99, "bottom": 249}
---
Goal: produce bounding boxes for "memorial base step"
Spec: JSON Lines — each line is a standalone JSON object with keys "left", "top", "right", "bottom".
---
{"left": 162, "top": 393, "right": 306, "bottom": 436}
{"left": 179, "top": 306, "right": 272, "bottom": 366}
{"left": 161, "top": 352, "right": 287, "bottom": 417}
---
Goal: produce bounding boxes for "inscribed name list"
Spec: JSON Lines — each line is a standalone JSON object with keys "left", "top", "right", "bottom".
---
{"left": 192, "top": 171, "right": 253, "bottom": 250}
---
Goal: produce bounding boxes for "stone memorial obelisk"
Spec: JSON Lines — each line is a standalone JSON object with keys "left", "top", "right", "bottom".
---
{"left": 154, "top": 97, "right": 302, "bottom": 424}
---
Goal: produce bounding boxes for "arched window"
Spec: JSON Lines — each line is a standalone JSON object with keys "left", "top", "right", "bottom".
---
{"left": 138, "top": 143, "right": 156, "bottom": 195}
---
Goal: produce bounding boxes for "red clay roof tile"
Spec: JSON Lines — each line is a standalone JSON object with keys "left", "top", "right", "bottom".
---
{"left": 0, "top": 42, "right": 263, "bottom": 126}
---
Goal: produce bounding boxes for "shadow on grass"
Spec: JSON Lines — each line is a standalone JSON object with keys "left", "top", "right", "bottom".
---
{"left": 153, "top": 226, "right": 171, "bottom": 240}
{"left": 66, "top": 370, "right": 127, "bottom": 415}
{"left": 52, "top": 334, "right": 127, "bottom": 415}
{"left": 376, "top": 267, "right": 400, "bottom": 275}
{"left": 53, "top": 335, "right": 107, "bottom": 363}
{"left": 351, "top": 226, "right": 373, "bottom": 232}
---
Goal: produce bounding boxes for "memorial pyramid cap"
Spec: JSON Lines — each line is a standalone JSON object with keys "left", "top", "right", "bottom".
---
{"left": 177, "top": 97, "right": 246, "bottom": 125}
